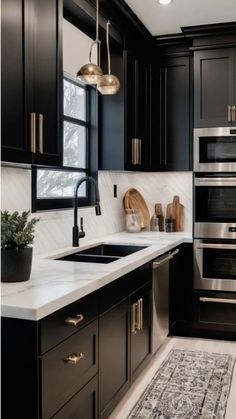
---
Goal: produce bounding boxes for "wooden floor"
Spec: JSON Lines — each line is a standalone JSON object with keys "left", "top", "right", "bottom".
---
{"left": 109, "top": 337, "right": 236, "bottom": 419}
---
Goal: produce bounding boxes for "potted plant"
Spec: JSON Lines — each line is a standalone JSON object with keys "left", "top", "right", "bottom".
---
{"left": 1, "top": 210, "right": 39, "bottom": 282}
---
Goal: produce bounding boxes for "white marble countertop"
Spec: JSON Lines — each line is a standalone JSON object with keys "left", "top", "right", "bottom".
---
{"left": 1, "top": 231, "right": 192, "bottom": 321}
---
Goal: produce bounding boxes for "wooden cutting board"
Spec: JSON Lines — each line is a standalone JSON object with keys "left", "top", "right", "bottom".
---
{"left": 166, "top": 195, "right": 184, "bottom": 232}
{"left": 123, "top": 188, "right": 150, "bottom": 228}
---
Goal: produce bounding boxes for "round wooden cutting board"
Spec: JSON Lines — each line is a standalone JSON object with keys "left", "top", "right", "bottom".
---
{"left": 124, "top": 188, "right": 150, "bottom": 228}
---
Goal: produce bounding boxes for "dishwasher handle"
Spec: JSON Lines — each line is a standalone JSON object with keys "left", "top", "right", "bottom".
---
{"left": 153, "top": 248, "right": 179, "bottom": 268}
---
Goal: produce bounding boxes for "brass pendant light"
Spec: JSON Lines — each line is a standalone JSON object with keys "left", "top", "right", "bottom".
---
{"left": 98, "top": 21, "right": 120, "bottom": 95}
{"left": 76, "top": 0, "right": 103, "bottom": 85}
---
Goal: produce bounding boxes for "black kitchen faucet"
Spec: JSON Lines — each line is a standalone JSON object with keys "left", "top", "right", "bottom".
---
{"left": 73, "top": 176, "right": 101, "bottom": 247}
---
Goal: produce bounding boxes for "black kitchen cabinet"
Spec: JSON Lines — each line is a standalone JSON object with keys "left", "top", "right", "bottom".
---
{"left": 99, "top": 298, "right": 130, "bottom": 419}
{"left": 169, "top": 243, "right": 193, "bottom": 336}
{"left": 1, "top": 0, "right": 62, "bottom": 166}
{"left": 193, "top": 291, "right": 236, "bottom": 340}
{"left": 99, "top": 49, "right": 151, "bottom": 171}
{"left": 150, "top": 56, "right": 191, "bottom": 171}
{"left": 130, "top": 282, "right": 152, "bottom": 382}
{"left": 194, "top": 48, "right": 236, "bottom": 127}
{"left": 125, "top": 51, "right": 151, "bottom": 171}
{"left": 53, "top": 376, "right": 98, "bottom": 419}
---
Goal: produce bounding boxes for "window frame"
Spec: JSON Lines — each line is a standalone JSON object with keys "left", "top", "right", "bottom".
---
{"left": 32, "top": 75, "right": 98, "bottom": 213}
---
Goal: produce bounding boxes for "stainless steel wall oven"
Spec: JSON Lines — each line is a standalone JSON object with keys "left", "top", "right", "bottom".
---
{"left": 194, "top": 239, "right": 236, "bottom": 292}
{"left": 194, "top": 127, "right": 236, "bottom": 172}
{"left": 194, "top": 175, "right": 236, "bottom": 239}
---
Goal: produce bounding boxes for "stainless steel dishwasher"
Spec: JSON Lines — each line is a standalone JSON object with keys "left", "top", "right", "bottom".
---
{"left": 152, "top": 248, "right": 179, "bottom": 354}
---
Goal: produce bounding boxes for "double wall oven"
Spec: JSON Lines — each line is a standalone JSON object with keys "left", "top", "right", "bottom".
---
{"left": 194, "top": 128, "right": 236, "bottom": 293}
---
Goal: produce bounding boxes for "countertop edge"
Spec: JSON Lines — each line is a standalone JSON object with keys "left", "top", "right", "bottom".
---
{"left": 1, "top": 233, "right": 192, "bottom": 321}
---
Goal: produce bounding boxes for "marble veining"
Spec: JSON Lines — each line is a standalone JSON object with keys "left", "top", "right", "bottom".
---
{"left": 1, "top": 231, "right": 192, "bottom": 321}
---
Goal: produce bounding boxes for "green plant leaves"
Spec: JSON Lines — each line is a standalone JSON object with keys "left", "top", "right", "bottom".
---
{"left": 1, "top": 210, "right": 39, "bottom": 249}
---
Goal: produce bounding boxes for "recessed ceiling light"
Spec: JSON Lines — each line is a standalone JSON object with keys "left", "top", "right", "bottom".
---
{"left": 158, "top": 0, "right": 173, "bottom": 5}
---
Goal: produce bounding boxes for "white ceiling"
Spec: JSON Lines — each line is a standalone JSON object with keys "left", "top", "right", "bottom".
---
{"left": 124, "top": 0, "right": 236, "bottom": 36}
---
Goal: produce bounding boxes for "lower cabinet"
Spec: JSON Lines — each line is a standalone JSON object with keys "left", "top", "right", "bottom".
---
{"left": 53, "top": 376, "right": 98, "bottom": 419}
{"left": 193, "top": 291, "right": 236, "bottom": 340}
{"left": 169, "top": 243, "right": 193, "bottom": 336}
{"left": 130, "top": 282, "right": 152, "bottom": 382}
{"left": 99, "top": 299, "right": 130, "bottom": 419}
{"left": 2, "top": 264, "right": 153, "bottom": 419}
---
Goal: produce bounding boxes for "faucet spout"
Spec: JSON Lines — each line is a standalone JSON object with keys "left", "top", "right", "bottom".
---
{"left": 73, "top": 176, "right": 101, "bottom": 247}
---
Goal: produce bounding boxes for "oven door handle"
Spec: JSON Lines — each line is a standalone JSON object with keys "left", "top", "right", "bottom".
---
{"left": 200, "top": 297, "right": 236, "bottom": 305}
{"left": 195, "top": 178, "right": 236, "bottom": 187}
{"left": 197, "top": 243, "right": 236, "bottom": 250}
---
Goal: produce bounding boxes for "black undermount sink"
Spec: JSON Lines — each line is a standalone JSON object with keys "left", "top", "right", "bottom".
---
{"left": 57, "top": 244, "right": 147, "bottom": 264}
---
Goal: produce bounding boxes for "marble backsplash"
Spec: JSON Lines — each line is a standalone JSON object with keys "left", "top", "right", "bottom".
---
{"left": 1, "top": 167, "right": 192, "bottom": 255}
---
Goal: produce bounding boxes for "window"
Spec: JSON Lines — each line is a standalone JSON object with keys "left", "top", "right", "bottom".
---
{"left": 32, "top": 76, "right": 97, "bottom": 212}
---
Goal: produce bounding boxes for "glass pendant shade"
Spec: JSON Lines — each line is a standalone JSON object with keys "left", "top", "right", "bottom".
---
{"left": 98, "top": 74, "right": 120, "bottom": 95}
{"left": 76, "top": 62, "right": 103, "bottom": 85}
{"left": 76, "top": 0, "right": 103, "bottom": 85}
{"left": 97, "top": 21, "right": 120, "bottom": 95}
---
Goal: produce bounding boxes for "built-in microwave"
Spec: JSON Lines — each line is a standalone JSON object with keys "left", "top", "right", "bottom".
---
{"left": 194, "top": 175, "right": 236, "bottom": 239}
{"left": 194, "top": 127, "right": 236, "bottom": 172}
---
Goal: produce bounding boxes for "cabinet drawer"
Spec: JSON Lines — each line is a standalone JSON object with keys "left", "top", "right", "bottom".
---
{"left": 40, "top": 292, "right": 98, "bottom": 353}
{"left": 41, "top": 319, "right": 98, "bottom": 418}
{"left": 52, "top": 375, "right": 98, "bottom": 419}
{"left": 194, "top": 292, "right": 236, "bottom": 333}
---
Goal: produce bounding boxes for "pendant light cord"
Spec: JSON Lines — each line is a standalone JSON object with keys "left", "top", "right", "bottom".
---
{"left": 106, "top": 21, "right": 111, "bottom": 74}
{"left": 88, "top": 0, "right": 101, "bottom": 65}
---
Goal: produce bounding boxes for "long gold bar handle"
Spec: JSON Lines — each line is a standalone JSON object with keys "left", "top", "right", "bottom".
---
{"left": 139, "top": 298, "right": 143, "bottom": 330}
{"left": 131, "top": 302, "right": 137, "bottom": 334}
{"left": 39, "top": 114, "right": 44, "bottom": 154}
{"left": 30, "top": 112, "right": 36, "bottom": 153}
{"left": 228, "top": 105, "right": 232, "bottom": 122}
{"left": 232, "top": 105, "right": 236, "bottom": 122}
{"left": 64, "top": 314, "right": 84, "bottom": 326}
{"left": 64, "top": 352, "right": 85, "bottom": 364}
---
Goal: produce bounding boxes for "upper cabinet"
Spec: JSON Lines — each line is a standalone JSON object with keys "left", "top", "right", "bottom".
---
{"left": 1, "top": 0, "right": 62, "bottom": 166}
{"left": 150, "top": 55, "right": 191, "bottom": 171}
{"left": 125, "top": 51, "right": 151, "bottom": 171}
{"left": 194, "top": 48, "right": 236, "bottom": 127}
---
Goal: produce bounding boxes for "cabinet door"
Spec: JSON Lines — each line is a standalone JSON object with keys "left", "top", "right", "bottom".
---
{"left": 194, "top": 48, "right": 235, "bottom": 127}
{"left": 169, "top": 244, "right": 193, "bottom": 336}
{"left": 157, "top": 56, "right": 191, "bottom": 171}
{"left": 53, "top": 375, "right": 98, "bottom": 419}
{"left": 125, "top": 51, "right": 150, "bottom": 171}
{"left": 99, "top": 298, "right": 130, "bottom": 419}
{"left": 1, "top": 0, "right": 32, "bottom": 164}
{"left": 130, "top": 282, "right": 152, "bottom": 382}
{"left": 29, "top": 0, "right": 62, "bottom": 166}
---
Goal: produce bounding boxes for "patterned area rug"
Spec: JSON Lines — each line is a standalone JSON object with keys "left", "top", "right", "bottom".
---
{"left": 128, "top": 349, "right": 235, "bottom": 419}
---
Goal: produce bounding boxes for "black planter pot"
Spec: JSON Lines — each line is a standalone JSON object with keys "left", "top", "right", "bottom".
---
{"left": 1, "top": 247, "right": 33, "bottom": 282}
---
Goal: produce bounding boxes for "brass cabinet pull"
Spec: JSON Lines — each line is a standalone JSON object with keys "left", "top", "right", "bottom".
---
{"left": 136, "top": 298, "right": 143, "bottom": 331}
{"left": 228, "top": 105, "right": 232, "bottom": 122}
{"left": 131, "top": 302, "right": 138, "bottom": 334}
{"left": 132, "top": 138, "right": 138, "bottom": 165}
{"left": 30, "top": 113, "right": 36, "bottom": 153}
{"left": 64, "top": 352, "right": 85, "bottom": 364}
{"left": 64, "top": 314, "right": 84, "bottom": 326}
{"left": 139, "top": 298, "right": 143, "bottom": 330}
{"left": 232, "top": 105, "right": 236, "bottom": 122}
{"left": 132, "top": 138, "right": 142, "bottom": 165}
{"left": 38, "top": 113, "right": 44, "bottom": 154}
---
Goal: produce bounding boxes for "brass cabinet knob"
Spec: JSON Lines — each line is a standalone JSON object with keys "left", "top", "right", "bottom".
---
{"left": 64, "top": 352, "right": 85, "bottom": 364}
{"left": 64, "top": 314, "right": 84, "bottom": 326}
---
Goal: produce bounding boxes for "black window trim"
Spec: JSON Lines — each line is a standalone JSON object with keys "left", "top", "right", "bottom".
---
{"left": 32, "top": 75, "right": 98, "bottom": 213}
